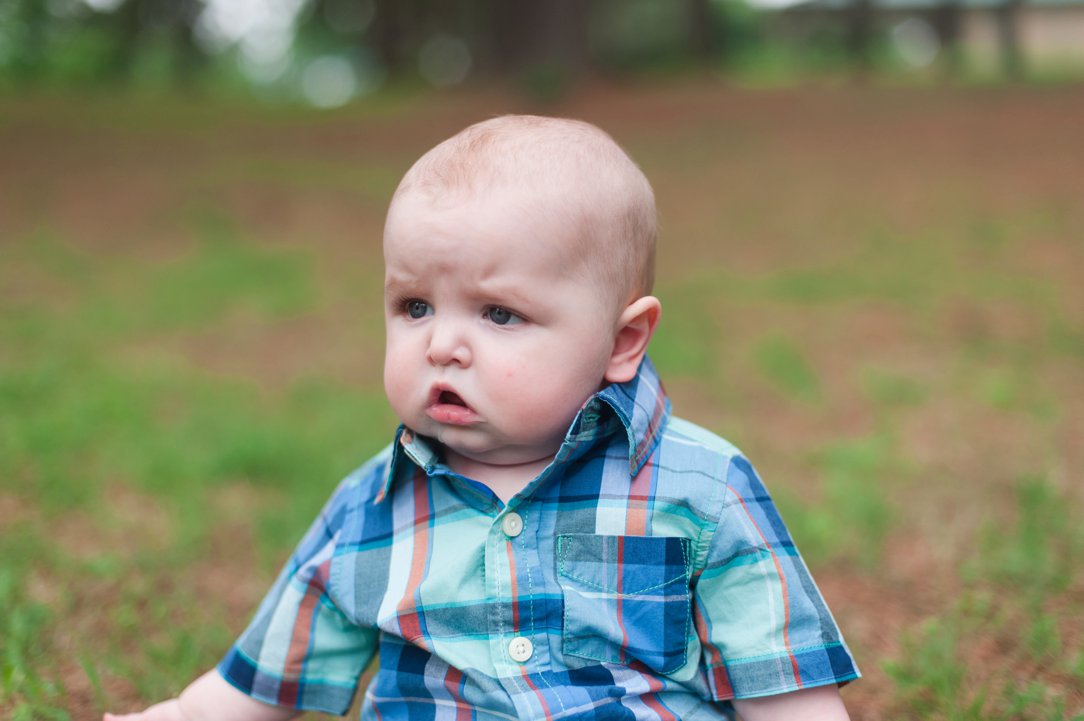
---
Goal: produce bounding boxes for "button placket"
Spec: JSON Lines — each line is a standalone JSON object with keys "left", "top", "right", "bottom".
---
{"left": 500, "top": 511, "right": 534, "bottom": 673}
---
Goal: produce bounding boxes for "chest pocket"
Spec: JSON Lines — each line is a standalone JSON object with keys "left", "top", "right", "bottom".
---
{"left": 556, "top": 534, "right": 692, "bottom": 675}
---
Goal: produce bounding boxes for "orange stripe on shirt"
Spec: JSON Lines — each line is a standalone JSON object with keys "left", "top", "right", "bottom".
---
{"left": 443, "top": 666, "right": 470, "bottom": 721}
{"left": 732, "top": 490, "right": 801, "bottom": 687}
{"left": 397, "top": 473, "right": 431, "bottom": 641}
{"left": 518, "top": 666, "right": 554, "bottom": 720}
{"left": 281, "top": 558, "right": 330, "bottom": 705}
{"left": 626, "top": 457, "right": 654, "bottom": 536}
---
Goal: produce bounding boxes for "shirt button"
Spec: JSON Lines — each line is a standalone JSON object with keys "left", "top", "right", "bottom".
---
{"left": 501, "top": 512, "right": 524, "bottom": 538}
{"left": 508, "top": 636, "right": 533, "bottom": 663}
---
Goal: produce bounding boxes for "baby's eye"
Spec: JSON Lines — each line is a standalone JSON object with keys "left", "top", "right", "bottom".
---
{"left": 485, "top": 306, "right": 523, "bottom": 326}
{"left": 405, "top": 300, "right": 432, "bottom": 319}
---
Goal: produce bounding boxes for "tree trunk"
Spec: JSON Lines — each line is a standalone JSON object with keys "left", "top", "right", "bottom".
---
{"left": 372, "top": 0, "right": 410, "bottom": 74}
{"left": 687, "top": 0, "right": 719, "bottom": 64}
{"left": 486, "top": 0, "right": 590, "bottom": 72}
{"left": 12, "top": 0, "right": 50, "bottom": 81}
{"left": 996, "top": 0, "right": 1025, "bottom": 78}
{"left": 171, "top": 0, "right": 202, "bottom": 88}
{"left": 846, "top": 0, "right": 874, "bottom": 76}
{"left": 932, "top": 0, "right": 963, "bottom": 77}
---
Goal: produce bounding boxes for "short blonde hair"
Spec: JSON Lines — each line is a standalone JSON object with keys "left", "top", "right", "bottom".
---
{"left": 390, "top": 115, "right": 656, "bottom": 305}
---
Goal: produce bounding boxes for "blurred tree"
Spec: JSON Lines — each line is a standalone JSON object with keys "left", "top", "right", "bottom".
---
{"left": 713, "top": 0, "right": 768, "bottom": 69}
{"left": 169, "top": 0, "right": 204, "bottom": 86}
{"left": 4, "top": 0, "right": 1050, "bottom": 95}
{"left": 6, "top": 0, "right": 50, "bottom": 82}
{"left": 105, "top": 0, "right": 202, "bottom": 85}
{"left": 995, "top": 0, "right": 1024, "bottom": 78}
{"left": 370, "top": 0, "right": 412, "bottom": 74}
{"left": 488, "top": 0, "right": 591, "bottom": 72}
{"left": 931, "top": 0, "right": 963, "bottom": 76}
{"left": 845, "top": 0, "right": 874, "bottom": 74}
{"left": 687, "top": 0, "right": 720, "bottom": 62}
{"left": 482, "top": 0, "right": 592, "bottom": 99}
{"left": 106, "top": 0, "right": 144, "bottom": 80}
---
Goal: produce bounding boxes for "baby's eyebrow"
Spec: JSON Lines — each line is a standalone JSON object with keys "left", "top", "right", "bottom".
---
{"left": 383, "top": 274, "right": 418, "bottom": 294}
{"left": 472, "top": 282, "right": 534, "bottom": 307}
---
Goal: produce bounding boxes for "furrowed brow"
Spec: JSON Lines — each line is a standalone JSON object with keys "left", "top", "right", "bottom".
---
{"left": 473, "top": 281, "right": 534, "bottom": 308}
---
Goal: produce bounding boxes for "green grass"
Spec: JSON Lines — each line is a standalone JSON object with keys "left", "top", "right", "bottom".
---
{"left": 1, "top": 570, "right": 66, "bottom": 720}
{"left": 861, "top": 368, "right": 928, "bottom": 407}
{"left": 1, "top": 208, "right": 390, "bottom": 718}
{"left": 752, "top": 335, "right": 821, "bottom": 403}
{"left": 886, "top": 474, "right": 1084, "bottom": 720}
{"left": 968, "top": 475, "right": 1082, "bottom": 599}
{"left": 771, "top": 432, "right": 897, "bottom": 568}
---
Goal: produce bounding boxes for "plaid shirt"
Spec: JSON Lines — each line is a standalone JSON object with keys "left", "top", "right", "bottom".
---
{"left": 218, "top": 358, "right": 859, "bottom": 719}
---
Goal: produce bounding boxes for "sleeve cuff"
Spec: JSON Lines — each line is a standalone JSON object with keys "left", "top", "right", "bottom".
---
{"left": 706, "top": 643, "right": 860, "bottom": 701}
{"left": 217, "top": 646, "right": 360, "bottom": 716}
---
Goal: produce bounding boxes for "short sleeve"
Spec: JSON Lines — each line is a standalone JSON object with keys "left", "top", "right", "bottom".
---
{"left": 217, "top": 474, "right": 379, "bottom": 715}
{"left": 693, "top": 455, "right": 859, "bottom": 701}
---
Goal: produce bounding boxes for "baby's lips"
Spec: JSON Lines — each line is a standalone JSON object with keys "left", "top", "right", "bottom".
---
{"left": 424, "top": 382, "right": 480, "bottom": 424}
{"left": 426, "top": 402, "right": 480, "bottom": 425}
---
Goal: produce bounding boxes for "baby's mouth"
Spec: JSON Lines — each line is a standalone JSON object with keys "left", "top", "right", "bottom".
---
{"left": 438, "top": 390, "right": 467, "bottom": 407}
{"left": 426, "top": 386, "right": 478, "bottom": 425}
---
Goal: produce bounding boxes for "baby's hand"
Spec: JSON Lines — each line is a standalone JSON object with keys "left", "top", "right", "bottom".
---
{"left": 102, "top": 671, "right": 299, "bottom": 721}
{"left": 103, "top": 698, "right": 188, "bottom": 721}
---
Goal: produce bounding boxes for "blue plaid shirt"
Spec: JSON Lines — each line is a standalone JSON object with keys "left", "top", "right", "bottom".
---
{"left": 219, "top": 358, "right": 859, "bottom": 719}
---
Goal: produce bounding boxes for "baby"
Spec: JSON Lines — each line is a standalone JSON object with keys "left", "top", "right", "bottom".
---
{"left": 106, "top": 115, "right": 859, "bottom": 721}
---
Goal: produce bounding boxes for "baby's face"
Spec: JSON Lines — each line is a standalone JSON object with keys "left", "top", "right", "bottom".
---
{"left": 383, "top": 186, "right": 620, "bottom": 471}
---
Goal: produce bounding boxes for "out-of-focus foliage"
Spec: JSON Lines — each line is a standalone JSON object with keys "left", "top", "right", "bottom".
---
{"left": 0, "top": 0, "right": 205, "bottom": 88}
{"left": 1, "top": 0, "right": 1075, "bottom": 103}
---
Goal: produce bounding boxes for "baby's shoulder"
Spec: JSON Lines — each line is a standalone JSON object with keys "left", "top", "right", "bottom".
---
{"left": 641, "top": 415, "right": 757, "bottom": 506}
{"left": 662, "top": 415, "right": 745, "bottom": 458}
{"left": 657, "top": 415, "right": 748, "bottom": 473}
{"left": 658, "top": 416, "right": 779, "bottom": 507}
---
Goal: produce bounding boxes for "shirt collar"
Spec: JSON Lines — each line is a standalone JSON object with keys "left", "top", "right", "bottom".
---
{"left": 377, "top": 356, "right": 670, "bottom": 502}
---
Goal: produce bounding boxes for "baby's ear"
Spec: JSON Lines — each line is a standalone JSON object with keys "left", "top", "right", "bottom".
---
{"left": 604, "top": 296, "right": 662, "bottom": 384}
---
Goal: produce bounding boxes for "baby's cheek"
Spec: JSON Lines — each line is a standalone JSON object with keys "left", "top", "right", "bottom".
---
{"left": 492, "top": 358, "right": 529, "bottom": 388}
{"left": 513, "top": 385, "right": 573, "bottom": 428}
{"left": 383, "top": 359, "right": 413, "bottom": 413}
{"left": 495, "top": 357, "right": 563, "bottom": 407}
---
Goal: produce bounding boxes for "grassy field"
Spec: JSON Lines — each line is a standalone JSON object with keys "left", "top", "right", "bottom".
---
{"left": 1, "top": 81, "right": 1082, "bottom": 720}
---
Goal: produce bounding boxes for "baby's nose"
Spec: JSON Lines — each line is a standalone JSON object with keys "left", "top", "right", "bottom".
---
{"left": 426, "top": 320, "right": 471, "bottom": 367}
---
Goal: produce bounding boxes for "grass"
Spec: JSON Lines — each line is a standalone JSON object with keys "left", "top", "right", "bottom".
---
{"left": 1, "top": 206, "right": 391, "bottom": 718}
{"left": 1, "top": 569, "right": 67, "bottom": 721}
{"left": 2, "top": 82, "right": 1082, "bottom": 719}
{"left": 770, "top": 431, "right": 898, "bottom": 569}
{"left": 883, "top": 472, "right": 1084, "bottom": 720}
{"left": 752, "top": 335, "right": 821, "bottom": 403}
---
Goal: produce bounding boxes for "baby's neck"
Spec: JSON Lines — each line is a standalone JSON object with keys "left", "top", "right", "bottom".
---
{"left": 443, "top": 449, "right": 553, "bottom": 505}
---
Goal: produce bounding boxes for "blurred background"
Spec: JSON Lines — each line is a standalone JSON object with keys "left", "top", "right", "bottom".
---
{"left": 1, "top": 1, "right": 1083, "bottom": 720}
{"left": 3, "top": 0, "right": 1084, "bottom": 98}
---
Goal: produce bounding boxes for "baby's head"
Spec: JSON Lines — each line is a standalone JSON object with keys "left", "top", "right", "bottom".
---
{"left": 382, "top": 115, "right": 661, "bottom": 472}
{"left": 389, "top": 115, "right": 656, "bottom": 312}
